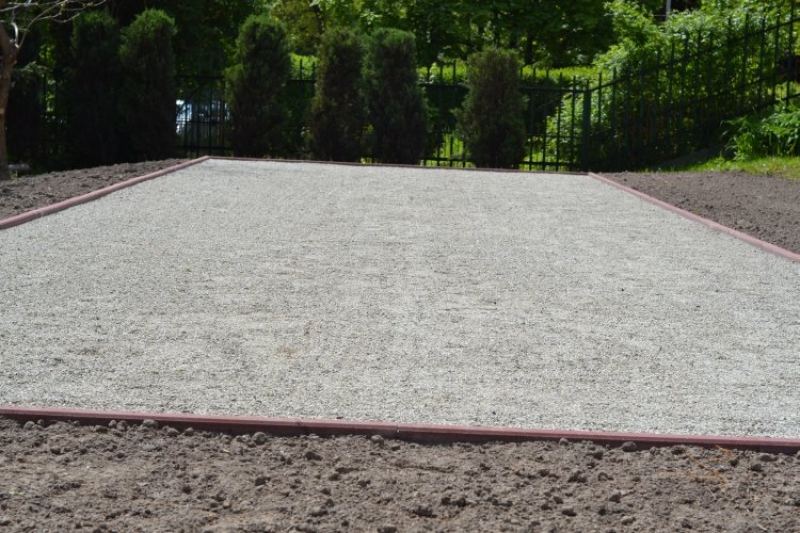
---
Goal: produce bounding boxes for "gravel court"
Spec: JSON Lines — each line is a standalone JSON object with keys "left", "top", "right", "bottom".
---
{"left": 1, "top": 159, "right": 798, "bottom": 438}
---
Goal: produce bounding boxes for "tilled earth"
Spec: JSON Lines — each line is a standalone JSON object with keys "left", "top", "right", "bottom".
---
{"left": 0, "top": 160, "right": 188, "bottom": 222}
{"left": 1, "top": 417, "right": 799, "bottom": 533}
{"left": 1, "top": 161, "right": 800, "bottom": 532}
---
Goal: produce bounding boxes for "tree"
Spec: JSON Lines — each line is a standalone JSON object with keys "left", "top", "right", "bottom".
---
{"left": 226, "top": 15, "right": 291, "bottom": 158}
{"left": 107, "top": 0, "right": 257, "bottom": 76}
{"left": 0, "top": 0, "right": 105, "bottom": 180}
{"left": 364, "top": 28, "right": 428, "bottom": 164}
{"left": 456, "top": 48, "right": 525, "bottom": 169}
{"left": 118, "top": 8, "right": 176, "bottom": 162}
{"left": 308, "top": 27, "right": 366, "bottom": 162}
{"left": 66, "top": 10, "right": 120, "bottom": 167}
{"left": 265, "top": 0, "right": 321, "bottom": 55}
{"left": 6, "top": 22, "right": 44, "bottom": 168}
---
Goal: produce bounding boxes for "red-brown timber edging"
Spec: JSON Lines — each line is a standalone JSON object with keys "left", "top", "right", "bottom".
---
{"left": 588, "top": 171, "right": 800, "bottom": 264}
{"left": 0, "top": 156, "right": 210, "bottom": 231}
{"left": 2, "top": 406, "right": 799, "bottom": 454}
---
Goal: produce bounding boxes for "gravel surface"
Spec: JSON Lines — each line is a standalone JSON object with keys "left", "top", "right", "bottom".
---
{"left": 1, "top": 159, "right": 799, "bottom": 438}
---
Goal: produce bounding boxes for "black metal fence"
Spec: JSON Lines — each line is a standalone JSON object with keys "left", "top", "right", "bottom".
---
{"left": 19, "top": 4, "right": 799, "bottom": 172}
{"left": 578, "top": 1, "right": 800, "bottom": 171}
{"left": 176, "top": 76, "right": 229, "bottom": 158}
{"left": 174, "top": 72, "right": 586, "bottom": 171}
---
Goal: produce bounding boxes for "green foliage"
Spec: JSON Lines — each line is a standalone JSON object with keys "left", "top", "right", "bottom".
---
{"left": 270, "top": 0, "right": 622, "bottom": 67}
{"left": 364, "top": 28, "right": 428, "bottom": 164}
{"left": 7, "top": 25, "right": 46, "bottom": 166}
{"left": 291, "top": 54, "right": 318, "bottom": 78}
{"left": 308, "top": 28, "right": 367, "bottom": 162}
{"left": 684, "top": 154, "right": 800, "bottom": 180}
{"left": 66, "top": 11, "right": 121, "bottom": 167}
{"left": 725, "top": 102, "right": 800, "bottom": 159}
{"left": 109, "top": 0, "right": 256, "bottom": 76}
{"left": 226, "top": 15, "right": 292, "bottom": 158}
{"left": 456, "top": 48, "right": 525, "bottom": 169}
{"left": 118, "top": 9, "right": 177, "bottom": 162}
{"left": 267, "top": 0, "right": 321, "bottom": 55}
{"left": 547, "top": 0, "right": 796, "bottom": 170}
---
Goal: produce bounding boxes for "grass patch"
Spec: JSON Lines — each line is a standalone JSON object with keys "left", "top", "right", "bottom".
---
{"left": 683, "top": 156, "right": 800, "bottom": 181}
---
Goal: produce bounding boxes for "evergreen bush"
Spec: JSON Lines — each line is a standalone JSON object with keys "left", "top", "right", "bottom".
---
{"left": 67, "top": 11, "right": 121, "bottom": 167}
{"left": 6, "top": 27, "right": 45, "bottom": 168}
{"left": 226, "top": 15, "right": 291, "bottom": 158}
{"left": 365, "top": 28, "right": 428, "bottom": 165}
{"left": 456, "top": 48, "right": 525, "bottom": 169}
{"left": 118, "top": 9, "right": 177, "bottom": 162}
{"left": 308, "top": 28, "right": 366, "bottom": 162}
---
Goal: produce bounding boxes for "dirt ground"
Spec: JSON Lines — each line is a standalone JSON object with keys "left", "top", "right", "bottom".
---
{"left": 1, "top": 417, "right": 799, "bottom": 533}
{"left": 0, "top": 160, "right": 188, "bottom": 222}
{"left": 1, "top": 161, "right": 800, "bottom": 532}
{"left": 604, "top": 170, "right": 800, "bottom": 255}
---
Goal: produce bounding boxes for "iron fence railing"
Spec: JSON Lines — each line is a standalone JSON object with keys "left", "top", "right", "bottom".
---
{"left": 170, "top": 1, "right": 800, "bottom": 172}
{"left": 16, "top": 4, "right": 799, "bottom": 172}
{"left": 577, "top": 0, "right": 800, "bottom": 171}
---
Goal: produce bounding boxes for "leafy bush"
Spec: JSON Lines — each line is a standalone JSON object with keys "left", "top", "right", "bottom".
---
{"left": 118, "top": 9, "right": 177, "bottom": 162}
{"left": 226, "top": 15, "right": 291, "bottom": 158}
{"left": 365, "top": 28, "right": 428, "bottom": 165}
{"left": 726, "top": 102, "right": 800, "bottom": 159}
{"left": 456, "top": 48, "right": 525, "bottom": 169}
{"left": 308, "top": 28, "right": 367, "bottom": 162}
{"left": 67, "top": 11, "right": 121, "bottom": 167}
{"left": 547, "top": 0, "right": 794, "bottom": 171}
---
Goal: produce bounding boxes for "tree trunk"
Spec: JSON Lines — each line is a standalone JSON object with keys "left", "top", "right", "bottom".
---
{"left": 0, "top": 24, "right": 18, "bottom": 181}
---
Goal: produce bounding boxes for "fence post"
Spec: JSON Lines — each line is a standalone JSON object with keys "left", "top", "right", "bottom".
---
{"left": 580, "top": 85, "right": 592, "bottom": 172}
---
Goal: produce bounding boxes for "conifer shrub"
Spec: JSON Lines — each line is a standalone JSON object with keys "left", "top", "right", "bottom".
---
{"left": 365, "top": 28, "right": 428, "bottom": 165}
{"left": 67, "top": 11, "right": 121, "bottom": 167}
{"left": 456, "top": 48, "right": 525, "bottom": 169}
{"left": 308, "top": 28, "right": 366, "bottom": 162}
{"left": 118, "top": 9, "right": 177, "bottom": 162}
{"left": 7, "top": 27, "right": 45, "bottom": 168}
{"left": 226, "top": 15, "right": 291, "bottom": 158}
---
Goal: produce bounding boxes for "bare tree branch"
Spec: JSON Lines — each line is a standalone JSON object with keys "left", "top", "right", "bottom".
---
{"left": 1, "top": 1, "right": 106, "bottom": 48}
{"left": 0, "top": 0, "right": 106, "bottom": 180}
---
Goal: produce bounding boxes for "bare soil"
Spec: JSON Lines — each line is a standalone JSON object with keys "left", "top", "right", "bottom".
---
{"left": 1, "top": 162, "right": 800, "bottom": 532}
{"left": 0, "top": 160, "right": 188, "bottom": 221}
{"left": 604, "top": 170, "right": 800, "bottom": 255}
{"left": 1, "top": 417, "right": 799, "bottom": 533}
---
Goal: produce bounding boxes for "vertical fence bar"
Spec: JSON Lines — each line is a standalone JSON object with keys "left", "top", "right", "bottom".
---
{"left": 739, "top": 14, "right": 750, "bottom": 115}
{"left": 595, "top": 73, "right": 603, "bottom": 170}
{"left": 527, "top": 85, "right": 535, "bottom": 170}
{"left": 569, "top": 77, "right": 578, "bottom": 170}
{"left": 787, "top": 1, "right": 796, "bottom": 102}
{"left": 554, "top": 73, "right": 563, "bottom": 169}
{"left": 758, "top": 18, "right": 767, "bottom": 108}
{"left": 653, "top": 49, "right": 662, "bottom": 161}
{"left": 580, "top": 84, "right": 592, "bottom": 172}
{"left": 665, "top": 41, "right": 675, "bottom": 158}
{"left": 772, "top": 15, "right": 782, "bottom": 105}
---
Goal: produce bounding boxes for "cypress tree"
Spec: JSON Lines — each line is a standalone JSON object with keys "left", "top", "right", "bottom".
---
{"left": 118, "top": 9, "right": 177, "bottom": 162}
{"left": 365, "top": 28, "right": 428, "bottom": 165}
{"left": 308, "top": 27, "right": 366, "bottom": 162}
{"left": 226, "top": 15, "right": 291, "bottom": 158}
{"left": 457, "top": 48, "right": 526, "bottom": 169}
{"left": 67, "top": 11, "right": 121, "bottom": 167}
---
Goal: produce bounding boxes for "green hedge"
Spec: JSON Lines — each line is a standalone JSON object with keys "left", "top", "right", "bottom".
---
{"left": 119, "top": 9, "right": 177, "bottom": 162}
